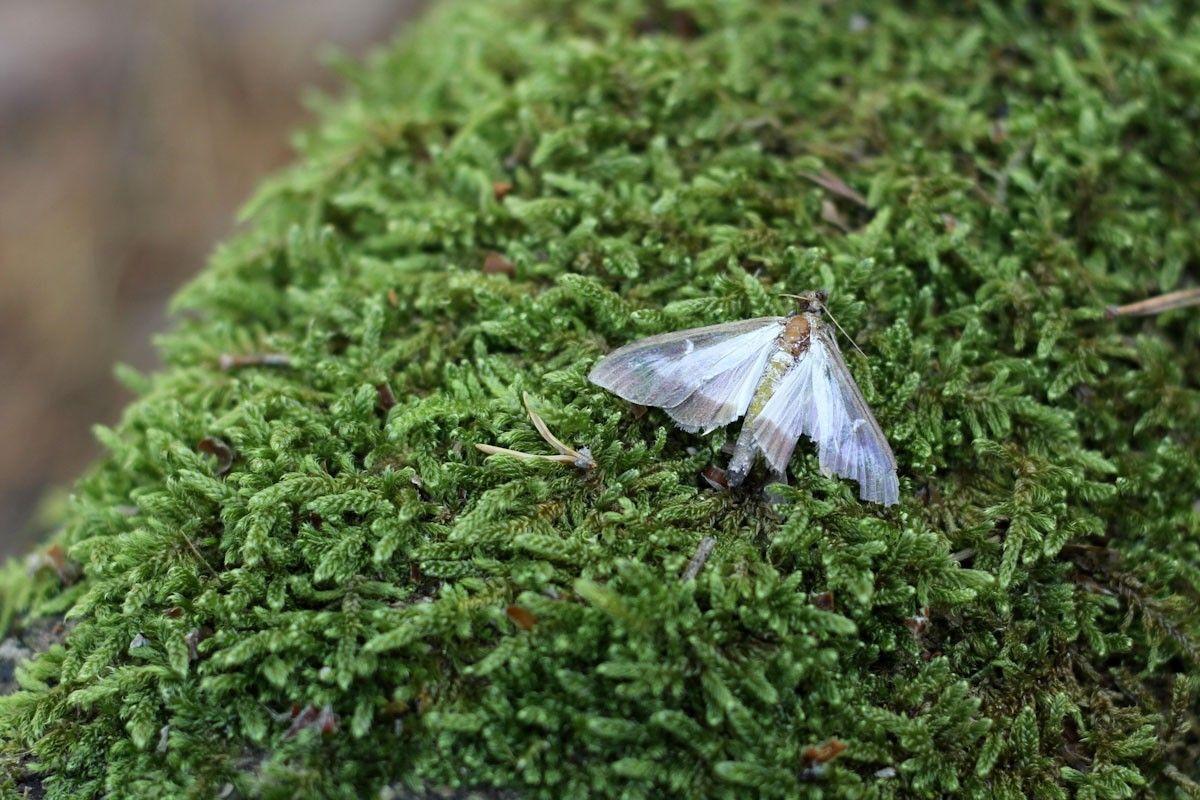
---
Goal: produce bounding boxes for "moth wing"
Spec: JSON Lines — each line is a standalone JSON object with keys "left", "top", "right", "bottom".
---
{"left": 749, "top": 331, "right": 899, "bottom": 506}
{"left": 816, "top": 327, "right": 899, "bottom": 505}
{"left": 662, "top": 338, "right": 778, "bottom": 433}
{"left": 588, "top": 317, "right": 784, "bottom": 411}
{"left": 746, "top": 345, "right": 826, "bottom": 476}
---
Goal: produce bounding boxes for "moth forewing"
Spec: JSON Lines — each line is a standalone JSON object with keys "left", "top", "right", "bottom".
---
{"left": 587, "top": 317, "right": 784, "bottom": 415}
{"left": 662, "top": 340, "right": 778, "bottom": 433}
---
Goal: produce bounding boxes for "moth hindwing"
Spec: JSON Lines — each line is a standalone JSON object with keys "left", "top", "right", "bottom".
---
{"left": 588, "top": 298, "right": 899, "bottom": 506}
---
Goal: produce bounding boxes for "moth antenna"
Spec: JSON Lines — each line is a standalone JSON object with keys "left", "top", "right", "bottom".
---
{"left": 822, "top": 303, "right": 867, "bottom": 358}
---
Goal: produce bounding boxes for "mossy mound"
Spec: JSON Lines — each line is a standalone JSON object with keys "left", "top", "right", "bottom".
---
{"left": 3, "top": 1, "right": 1199, "bottom": 797}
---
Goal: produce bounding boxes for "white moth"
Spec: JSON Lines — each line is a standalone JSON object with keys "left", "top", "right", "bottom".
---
{"left": 588, "top": 291, "right": 899, "bottom": 505}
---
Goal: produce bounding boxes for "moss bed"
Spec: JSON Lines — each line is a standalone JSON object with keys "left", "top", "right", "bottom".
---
{"left": 3, "top": 1, "right": 1200, "bottom": 797}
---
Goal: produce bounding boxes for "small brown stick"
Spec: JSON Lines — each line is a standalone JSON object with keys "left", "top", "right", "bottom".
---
{"left": 680, "top": 536, "right": 717, "bottom": 581}
{"left": 475, "top": 393, "right": 595, "bottom": 469}
{"left": 950, "top": 534, "right": 1001, "bottom": 563}
{"left": 181, "top": 532, "right": 219, "bottom": 578}
{"left": 799, "top": 169, "right": 869, "bottom": 208}
{"left": 1105, "top": 287, "right": 1200, "bottom": 319}
{"left": 218, "top": 353, "right": 292, "bottom": 371}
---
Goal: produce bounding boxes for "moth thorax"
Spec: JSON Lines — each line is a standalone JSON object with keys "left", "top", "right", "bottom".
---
{"left": 782, "top": 314, "right": 812, "bottom": 356}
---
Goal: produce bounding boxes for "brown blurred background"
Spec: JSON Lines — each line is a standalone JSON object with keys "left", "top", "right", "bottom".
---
{"left": 0, "top": 0, "right": 422, "bottom": 558}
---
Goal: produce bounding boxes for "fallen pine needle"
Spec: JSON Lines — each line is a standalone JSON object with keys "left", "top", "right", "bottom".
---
{"left": 218, "top": 352, "right": 292, "bottom": 371}
{"left": 681, "top": 536, "right": 717, "bottom": 581}
{"left": 475, "top": 393, "right": 595, "bottom": 470}
{"left": 1106, "top": 287, "right": 1200, "bottom": 318}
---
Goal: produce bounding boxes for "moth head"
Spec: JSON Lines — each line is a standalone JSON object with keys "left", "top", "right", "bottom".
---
{"left": 782, "top": 290, "right": 829, "bottom": 314}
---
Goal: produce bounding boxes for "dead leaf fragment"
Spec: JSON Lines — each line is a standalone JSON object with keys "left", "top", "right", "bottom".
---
{"left": 904, "top": 606, "right": 930, "bottom": 637}
{"left": 700, "top": 465, "right": 729, "bottom": 490}
{"left": 284, "top": 704, "right": 339, "bottom": 739}
{"left": 482, "top": 251, "right": 516, "bottom": 276}
{"left": 26, "top": 544, "right": 80, "bottom": 585}
{"left": 505, "top": 605, "right": 538, "bottom": 631}
{"left": 810, "top": 591, "right": 836, "bottom": 611}
{"left": 820, "top": 199, "right": 851, "bottom": 232}
{"left": 376, "top": 382, "right": 398, "bottom": 412}
{"left": 197, "top": 436, "right": 234, "bottom": 476}
{"left": 802, "top": 738, "right": 848, "bottom": 766}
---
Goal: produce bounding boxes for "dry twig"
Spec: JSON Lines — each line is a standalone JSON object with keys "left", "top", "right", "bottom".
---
{"left": 1105, "top": 287, "right": 1200, "bottom": 319}
{"left": 475, "top": 393, "right": 595, "bottom": 469}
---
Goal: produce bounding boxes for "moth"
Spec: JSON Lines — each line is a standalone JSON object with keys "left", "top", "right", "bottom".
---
{"left": 588, "top": 291, "right": 899, "bottom": 505}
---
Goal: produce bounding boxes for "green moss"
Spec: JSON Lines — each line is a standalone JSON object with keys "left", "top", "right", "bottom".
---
{"left": 3, "top": 1, "right": 1200, "bottom": 797}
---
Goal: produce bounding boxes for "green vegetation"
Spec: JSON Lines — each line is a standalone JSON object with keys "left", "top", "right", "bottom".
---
{"left": 3, "top": 1, "right": 1199, "bottom": 797}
